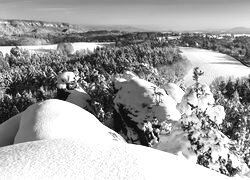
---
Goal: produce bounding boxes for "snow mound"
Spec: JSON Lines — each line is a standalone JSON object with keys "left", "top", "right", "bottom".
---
{"left": 0, "top": 99, "right": 125, "bottom": 147}
{"left": 0, "top": 139, "right": 232, "bottom": 180}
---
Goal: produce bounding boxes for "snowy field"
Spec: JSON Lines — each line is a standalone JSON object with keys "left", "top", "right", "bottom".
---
{"left": 0, "top": 42, "right": 112, "bottom": 56}
{"left": 180, "top": 47, "right": 250, "bottom": 87}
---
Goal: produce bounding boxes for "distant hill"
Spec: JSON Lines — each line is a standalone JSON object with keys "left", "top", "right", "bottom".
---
{"left": 226, "top": 27, "right": 250, "bottom": 34}
{"left": 181, "top": 27, "right": 250, "bottom": 34}
{"left": 0, "top": 19, "right": 144, "bottom": 37}
{"left": 78, "top": 24, "right": 146, "bottom": 32}
{"left": 0, "top": 19, "right": 74, "bottom": 36}
{"left": 0, "top": 19, "right": 148, "bottom": 46}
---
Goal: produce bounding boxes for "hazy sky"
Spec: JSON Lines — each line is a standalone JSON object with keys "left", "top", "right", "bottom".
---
{"left": 0, "top": 0, "right": 249, "bottom": 31}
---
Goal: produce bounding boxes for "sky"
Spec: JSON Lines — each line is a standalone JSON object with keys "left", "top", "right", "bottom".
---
{"left": 0, "top": 0, "right": 249, "bottom": 31}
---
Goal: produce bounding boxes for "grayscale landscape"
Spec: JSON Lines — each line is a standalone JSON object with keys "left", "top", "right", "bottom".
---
{"left": 0, "top": 0, "right": 250, "bottom": 179}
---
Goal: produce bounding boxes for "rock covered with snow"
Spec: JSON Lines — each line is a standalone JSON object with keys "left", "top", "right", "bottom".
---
{"left": 113, "top": 74, "right": 181, "bottom": 146}
{"left": 56, "top": 71, "right": 93, "bottom": 113}
{"left": 0, "top": 99, "right": 125, "bottom": 147}
{"left": 0, "top": 139, "right": 233, "bottom": 180}
{"left": 164, "top": 83, "right": 185, "bottom": 103}
{"left": 114, "top": 77, "right": 181, "bottom": 122}
{"left": 113, "top": 70, "right": 138, "bottom": 90}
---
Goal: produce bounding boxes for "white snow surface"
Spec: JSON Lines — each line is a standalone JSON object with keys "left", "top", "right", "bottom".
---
{"left": 164, "top": 83, "right": 185, "bottom": 103}
{"left": 114, "top": 77, "right": 181, "bottom": 122}
{"left": 180, "top": 47, "right": 250, "bottom": 87}
{"left": 206, "top": 105, "right": 226, "bottom": 125}
{"left": 0, "top": 99, "right": 124, "bottom": 145}
{"left": 177, "top": 83, "right": 215, "bottom": 116}
{"left": 156, "top": 122, "right": 197, "bottom": 162}
{"left": 0, "top": 139, "right": 232, "bottom": 180}
{"left": 57, "top": 72, "right": 93, "bottom": 112}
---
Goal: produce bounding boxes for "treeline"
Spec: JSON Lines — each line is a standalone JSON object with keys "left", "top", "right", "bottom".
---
{"left": 0, "top": 31, "right": 166, "bottom": 46}
{"left": 0, "top": 41, "right": 188, "bottom": 123}
{"left": 179, "top": 34, "right": 250, "bottom": 66}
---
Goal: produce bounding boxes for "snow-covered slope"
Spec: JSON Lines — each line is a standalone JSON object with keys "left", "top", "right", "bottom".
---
{"left": 0, "top": 139, "right": 232, "bottom": 180}
{"left": 0, "top": 99, "right": 124, "bottom": 147}
{"left": 180, "top": 47, "right": 250, "bottom": 86}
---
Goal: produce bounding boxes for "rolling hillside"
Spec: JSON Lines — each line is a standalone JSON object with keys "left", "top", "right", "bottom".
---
{"left": 180, "top": 47, "right": 250, "bottom": 86}
{"left": 0, "top": 19, "right": 143, "bottom": 36}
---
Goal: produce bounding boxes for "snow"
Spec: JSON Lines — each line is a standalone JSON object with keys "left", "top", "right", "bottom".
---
{"left": 177, "top": 87, "right": 198, "bottom": 116}
{"left": 156, "top": 123, "right": 197, "bottom": 162}
{"left": 111, "top": 75, "right": 248, "bottom": 177}
{"left": 114, "top": 77, "right": 181, "bottom": 123}
{"left": 157, "top": 117, "right": 250, "bottom": 177}
{"left": 180, "top": 47, "right": 250, "bottom": 87}
{"left": 113, "top": 75, "right": 182, "bottom": 145}
{"left": 0, "top": 77, "right": 249, "bottom": 178}
{"left": 206, "top": 105, "right": 225, "bottom": 125}
{"left": 177, "top": 83, "right": 215, "bottom": 115}
{"left": 0, "top": 113, "right": 21, "bottom": 147}
{"left": 0, "top": 139, "right": 232, "bottom": 180}
{"left": 1, "top": 45, "right": 250, "bottom": 178}
{"left": 0, "top": 42, "right": 111, "bottom": 56}
{"left": 12, "top": 99, "right": 125, "bottom": 145}
{"left": 155, "top": 83, "right": 250, "bottom": 177}
{"left": 56, "top": 71, "right": 77, "bottom": 90}
{"left": 56, "top": 71, "right": 93, "bottom": 112}
{"left": 164, "top": 83, "right": 185, "bottom": 103}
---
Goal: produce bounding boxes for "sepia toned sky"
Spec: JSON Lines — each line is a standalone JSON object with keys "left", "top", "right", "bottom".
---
{"left": 0, "top": 0, "right": 249, "bottom": 31}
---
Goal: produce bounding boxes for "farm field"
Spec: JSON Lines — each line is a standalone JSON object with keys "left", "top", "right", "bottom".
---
{"left": 180, "top": 47, "right": 250, "bottom": 87}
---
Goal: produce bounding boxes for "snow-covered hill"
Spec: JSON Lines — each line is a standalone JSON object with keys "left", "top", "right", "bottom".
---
{"left": 180, "top": 47, "right": 250, "bottom": 86}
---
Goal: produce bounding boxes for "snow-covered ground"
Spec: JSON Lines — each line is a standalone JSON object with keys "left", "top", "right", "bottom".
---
{"left": 180, "top": 47, "right": 250, "bottom": 87}
{"left": 0, "top": 139, "right": 232, "bottom": 179}
{"left": 0, "top": 42, "right": 112, "bottom": 56}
